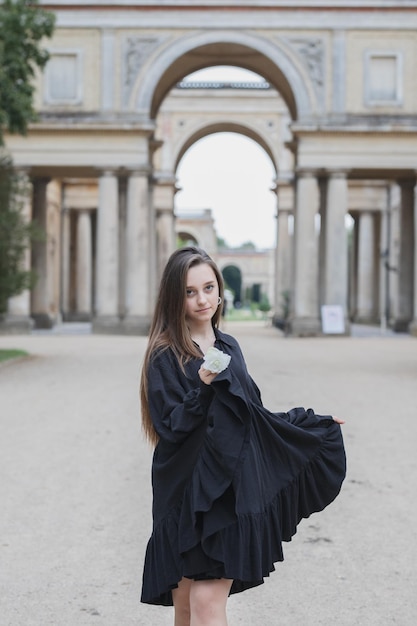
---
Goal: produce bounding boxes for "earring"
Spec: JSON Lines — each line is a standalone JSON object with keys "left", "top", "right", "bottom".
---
{"left": 217, "top": 297, "right": 222, "bottom": 305}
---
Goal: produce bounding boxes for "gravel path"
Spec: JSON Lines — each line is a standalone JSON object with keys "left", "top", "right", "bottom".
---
{"left": 1, "top": 323, "right": 416, "bottom": 626}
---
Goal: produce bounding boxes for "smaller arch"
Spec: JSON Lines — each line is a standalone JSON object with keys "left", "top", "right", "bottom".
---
{"left": 177, "top": 230, "right": 199, "bottom": 247}
{"left": 222, "top": 264, "right": 243, "bottom": 305}
{"left": 174, "top": 122, "right": 278, "bottom": 173}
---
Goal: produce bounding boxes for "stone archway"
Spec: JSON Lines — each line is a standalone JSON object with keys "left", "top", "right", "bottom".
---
{"left": 135, "top": 32, "right": 321, "bottom": 333}
{"left": 152, "top": 81, "right": 290, "bottom": 314}
{"left": 132, "top": 30, "right": 319, "bottom": 121}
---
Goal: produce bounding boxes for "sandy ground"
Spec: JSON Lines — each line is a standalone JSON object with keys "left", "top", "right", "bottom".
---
{"left": 1, "top": 322, "right": 416, "bottom": 626}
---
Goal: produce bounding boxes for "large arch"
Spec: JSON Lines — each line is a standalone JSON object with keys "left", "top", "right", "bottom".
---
{"left": 133, "top": 30, "right": 317, "bottom": 120}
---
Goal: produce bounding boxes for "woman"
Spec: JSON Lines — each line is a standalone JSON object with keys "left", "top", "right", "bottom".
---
{"left": 140, "top": 247, "right": 346, "bottom": 626}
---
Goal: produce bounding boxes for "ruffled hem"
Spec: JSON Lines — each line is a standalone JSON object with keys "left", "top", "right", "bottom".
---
{"left": 141, "top": 418, "right": 345, "bottom": 606}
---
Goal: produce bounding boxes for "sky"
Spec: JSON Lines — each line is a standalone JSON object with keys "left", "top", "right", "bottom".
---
{"left": 174, "top": 67, "right": 278, "bottom": 250}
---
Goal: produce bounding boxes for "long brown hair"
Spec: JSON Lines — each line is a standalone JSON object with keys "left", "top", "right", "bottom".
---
{"left": 140, "top": 247, "right": 224, "bottom": 445}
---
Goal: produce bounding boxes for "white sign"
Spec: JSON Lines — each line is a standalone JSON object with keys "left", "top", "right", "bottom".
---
{"left": 321, "top": 305, "right": 345, "bottom": 334}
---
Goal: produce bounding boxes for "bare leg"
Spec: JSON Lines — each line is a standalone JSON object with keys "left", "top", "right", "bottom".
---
{"left": 172, "top": 578, "right": 192, "bottom": 626}
{"left": 189, "top": 578, "right": 233, "bottom": 626}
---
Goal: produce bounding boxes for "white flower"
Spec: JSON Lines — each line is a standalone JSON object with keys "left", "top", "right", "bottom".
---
{"left": 202, "top": 347, "right": 231, "bottom": 373}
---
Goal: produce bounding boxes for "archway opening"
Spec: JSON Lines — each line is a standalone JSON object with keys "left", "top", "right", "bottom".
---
{"left": 171, "top": 65, "right": 284, "bottom": 253}
{"left": 222, "top": 264, "right": 242, "bottom": 306}
{"left": 177, "top": 231, "right": 198, "bottom": 248}
{"left": 154, "top": 63, "right": 294, "bottom": 312}
{"left": 149, "top": 42, "right": 300, "bottom": 120}
{"left": 175, "top": 131, "right": 277, "bottom": 251}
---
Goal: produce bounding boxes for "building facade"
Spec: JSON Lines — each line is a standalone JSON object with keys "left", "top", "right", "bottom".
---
{"left": 4, "top": 0, "right": 417, "bottom": 335}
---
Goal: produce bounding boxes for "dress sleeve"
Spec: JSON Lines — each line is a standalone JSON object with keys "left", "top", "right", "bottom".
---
{"left": 147, "top": 349, "right": 213, "bottom": 444}
{"left": 177, "top": 356, "right": 254, "bottom": 553}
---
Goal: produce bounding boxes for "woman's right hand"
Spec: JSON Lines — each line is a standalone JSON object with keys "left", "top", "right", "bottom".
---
{"left": 198, "top": 366, "right": 218, "bottom": 385}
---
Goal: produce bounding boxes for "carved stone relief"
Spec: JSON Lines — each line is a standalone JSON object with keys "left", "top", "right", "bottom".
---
{"left": 283, "top": 37, "right": 326, "bottom": 107}
{"left": 122, "top": 36, "right": 166, "bottom": 107}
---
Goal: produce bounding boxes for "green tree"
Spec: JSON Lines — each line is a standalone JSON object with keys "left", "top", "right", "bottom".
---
{"left": 0, "top": 153, "right": 43, "bottom": 316}
{"left": 0, "top": 0, "right": 55, "bottom": 143}
{"left": 222, "top": 265, "right": 242, "bottom": 304}
{"left": 258, "top": 294, "right": 271, "bottom": 313}
{"left": 236, "top": 241, "right": 256, "bottom": 250}
{"left": 216, "top": 236, "right": 229, "bottom": 249}
{"left": 0, "top": 1, "right": 54, "bottom": 317}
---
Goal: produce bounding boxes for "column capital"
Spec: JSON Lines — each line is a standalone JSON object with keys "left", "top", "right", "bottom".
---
{"left": 156, "top": 207, "right": 174, "bottom": 218}
{"left": 32, "top": 175, "right": 51, "bottom": 186}
{"left": 97, "top": 168, "right": 119, "bottom": 178}
{"left": 77, "top": 207, "right": 95, "bottom": 215}
{"left": 324, "top": 169, "right": 349, "bottom": 179}
{"left": 295, "top": 168, "right": 319, "bottom": 179}
{"left": 271, "top": 176, "right": 294, "bottom": 194}
{"left": 398, "top": 178, "right": 416, "bottom": 190}
{"left": 124, "top": 166, "right": 152, "bottom": 177}
{"left": 152, "top": 171, "right": 177, "bottom": 187}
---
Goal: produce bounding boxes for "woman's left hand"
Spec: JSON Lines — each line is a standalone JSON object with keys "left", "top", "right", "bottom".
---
{"left": 333, "top": 416, "right": 345, "bottom": 424}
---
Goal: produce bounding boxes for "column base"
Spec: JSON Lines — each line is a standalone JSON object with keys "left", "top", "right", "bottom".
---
{"left": 92, "top": 315, "right": 151, "bottom": 335}
{"left": 92, "top": 315, "right": 122, "bottom": 334}
{"left": 31, "top": 313, "right": 55, "bottom": 329}
{"left": 392, "top": 318, "right": 411, "bottom": 333}
{"left": 63, "top": 312, "right": 92, "bottom": 322}
{"left": 353, "top": 315, "right": 379, "bottom": 325}
{"left": 121, "top": 315, "right": 151, "bottom": 336}
{"left": 271, "top": 314, "right": 290, "bottom": 335}
{"left": 288, "top": 316, "right": 322, "bottom": 337}
{"left": 409, "top": 320, "right": 417, "bottom": 337}
{"left": 0, "top": 315, "right": 34, "bottom": 335}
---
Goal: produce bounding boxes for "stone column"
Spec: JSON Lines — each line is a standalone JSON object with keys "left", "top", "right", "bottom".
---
{"left": 272, "top": 178, "right": 294, "bottom": 324}
{"left": 31, "top": 177, "right": 54, "bottom": 328}
{"left": 60, "top": 207, "right": 71, "bottom": 320}
{"left": 93, "top": 170, "right": 120, "bottom": 333}
{"left": 75, "top": 210, "right": 92, "bottom": 319}
{"left": 156, "top": 208, "right": 175, "bottom": 278}
{"left": 410, "top": 181, "right": 417, "bottom": 336}
{"left": 356, "top": 211, "right": 376, "bottom": 323}
{"left": 349, "top": 213, "right": 359, "bottom": 320}
{"left": 318, "top": 176, "right": 328, "bottom": 309}
{"left": 291, "top": 170, "right": 320, "bottom": 335}
{"left": 393, "top": 180, "right": 414, "bottom": 331}
{"left": 275, "top": 208, "right": 292, "bottom": 320}
{"left": 388, "top": 184, "right": 400, "bottom": 325}
{"left": 154, "top": 175, "right": 176, "bottom": 280}
{"left": 123, "top": 168, "right": 152, "bottom": 334}
{"left": 322, "top": 170, "right": 350, "bottom": 333}
{"left": 4, "top": 171, "right": 33, "bottom": 333}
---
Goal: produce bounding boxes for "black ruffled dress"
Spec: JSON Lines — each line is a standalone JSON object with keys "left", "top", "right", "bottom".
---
{"left": 141, "top": 330, "right": 346, "bottom": 606}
